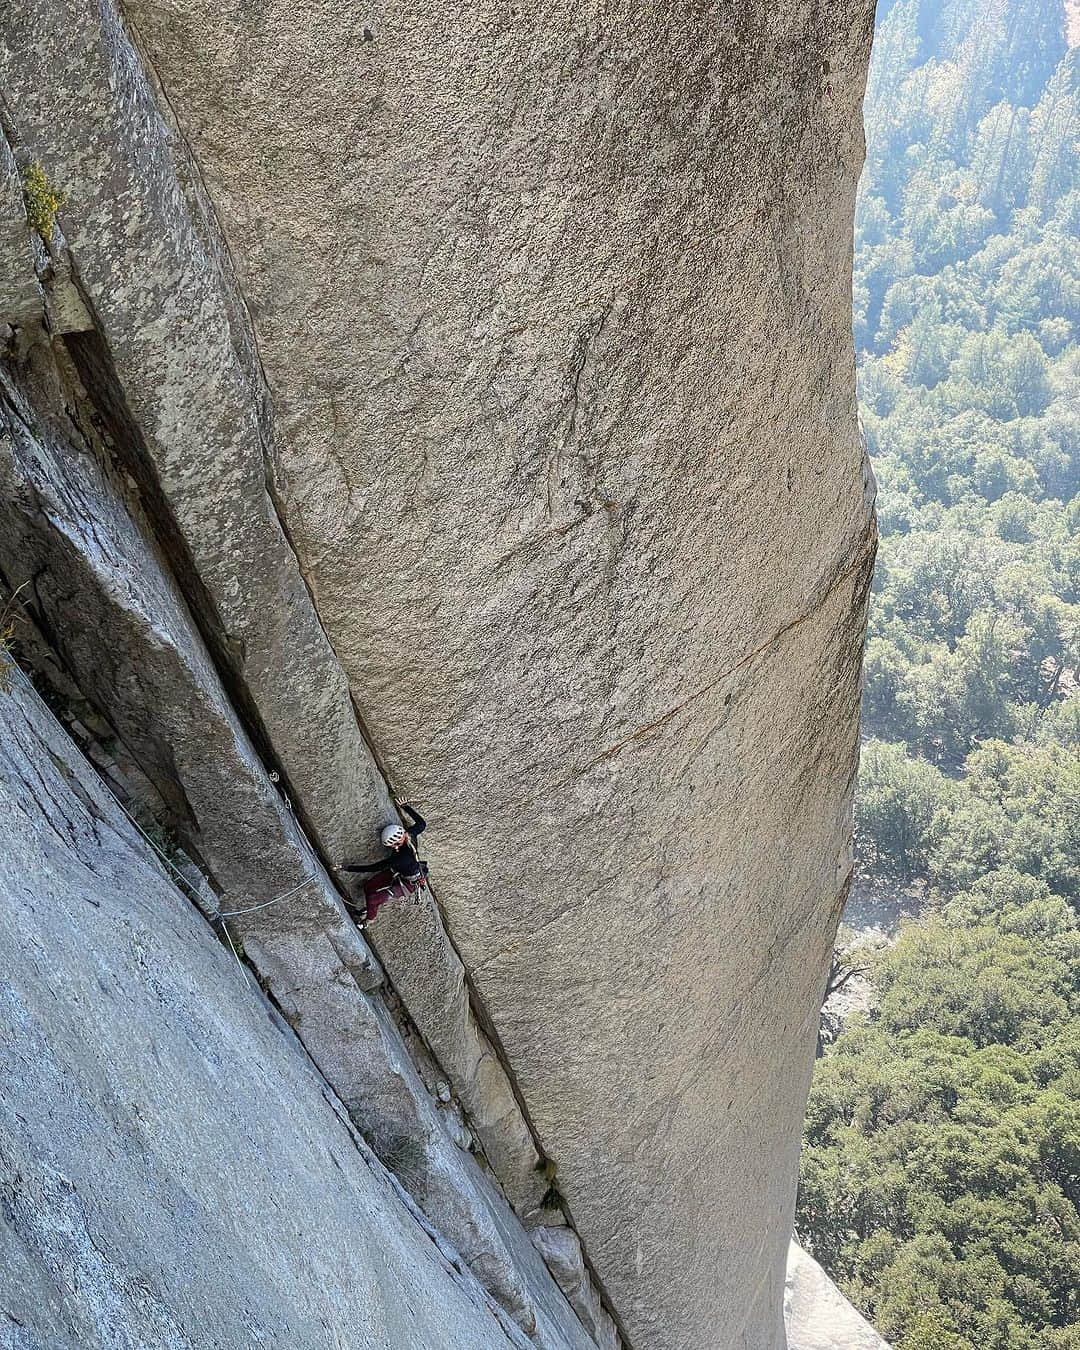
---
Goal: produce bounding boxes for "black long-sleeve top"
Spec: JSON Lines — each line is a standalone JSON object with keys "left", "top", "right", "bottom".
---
{"left": 343, "top": 802, "right": 427, "bottom": 880}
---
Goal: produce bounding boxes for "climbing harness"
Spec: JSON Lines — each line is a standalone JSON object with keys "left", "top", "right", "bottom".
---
{"left": 359, "top": 866, "right": 428, "bottom": 925}
{"left": 7, "top": 659, "right": 424, "bottom": 961}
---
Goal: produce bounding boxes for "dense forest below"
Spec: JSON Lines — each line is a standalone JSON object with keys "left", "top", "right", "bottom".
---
{"left": 797, "top": 2, "right": 1080, "bottom": 1347}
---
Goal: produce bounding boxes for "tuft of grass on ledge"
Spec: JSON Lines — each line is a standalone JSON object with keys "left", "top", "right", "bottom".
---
{"left": 21, "top": 161, "right": 64, "bottom": 242}
{"left": 0, "top": 583, "right": 28, "bottom": 693}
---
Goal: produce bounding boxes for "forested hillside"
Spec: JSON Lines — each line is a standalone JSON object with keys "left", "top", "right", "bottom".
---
{"left": 798, "top": 2, "right": 1080, "bottom": 1346}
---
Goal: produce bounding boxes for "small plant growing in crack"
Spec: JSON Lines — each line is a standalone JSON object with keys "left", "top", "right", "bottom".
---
{"left": 0, "top": 621, "right": 16, "bottom": 693}
{"left": 375, "top": 1130, "right": 428, "bottom": 1190}
{"left": 132, "top": 806, "right": 184, "bottom": 869}
{"left": 0, "top": 582, "right": 29, "bottom": 693}
{"left": 21, "top": 160, "right": 64, "bottom": 242}
{"left": 541, "top": 1182, "right": 565, "bottom": 1212}
{"left": 535, "top": 1156, "right": 565, "bottom": 1213}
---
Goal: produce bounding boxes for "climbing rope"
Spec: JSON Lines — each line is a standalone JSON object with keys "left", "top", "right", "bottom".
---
{"left": 6, "top": 661, "right": 318, "bottom": 933}
{"left": 217, "top": 875, "right": 317, "bottom": 918}
{"left": 220, "top": 924, "right": 245, "bottom": 969}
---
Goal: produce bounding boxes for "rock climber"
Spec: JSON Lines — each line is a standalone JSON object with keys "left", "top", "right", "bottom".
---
{"left": 341, "top": 798, "right": 428, "bottom": 928}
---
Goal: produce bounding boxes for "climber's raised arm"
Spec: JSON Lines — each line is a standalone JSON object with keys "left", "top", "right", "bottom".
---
{"left": 341, "top": 856, "right": 391, "bottom": 874}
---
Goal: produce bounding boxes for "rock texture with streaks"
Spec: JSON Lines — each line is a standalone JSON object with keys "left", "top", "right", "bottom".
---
{"left": 0, "top": 0, "right": 553, "bottom": 1249}
{"left": 113, "top": 3, "right": 876, "bottom": 1345}
{"left": 0, "top": 209, "right": 602, "bottom": 1344}
{"left": 0, "top": 677, "right": 537, "bottom": 1350}
{"left": 0, "top": 0, "right": 877, "bottom": 1346}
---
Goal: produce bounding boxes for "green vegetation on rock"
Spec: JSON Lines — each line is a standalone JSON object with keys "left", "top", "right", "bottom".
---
{"left": 799, "top": 2, "right": 1080, "bottom": 1345}
{"left": 21, "top": 160, "right": 63, "bottom": 242}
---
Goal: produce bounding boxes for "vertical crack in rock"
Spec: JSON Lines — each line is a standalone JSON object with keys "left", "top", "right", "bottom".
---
{"left": 0, "top": 348, "right": 606, "bottom": 1347}
{"left": 0, "top": 677, "right": 556, "bottom": 1350}
{"left": 0, "top": 7, "right": 621, "bottom": 1337}
{"left": 0, "top": 0, "right": 878, "bottom": 1344}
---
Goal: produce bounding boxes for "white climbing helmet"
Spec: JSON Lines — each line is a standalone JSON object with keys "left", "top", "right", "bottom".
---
{"left": 381, "top": 822, "right": 408, "bottom": 848}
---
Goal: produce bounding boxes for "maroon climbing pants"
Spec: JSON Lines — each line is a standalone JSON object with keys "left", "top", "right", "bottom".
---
{"left": 362, "top": 868, "right": 423, "bottom": 921}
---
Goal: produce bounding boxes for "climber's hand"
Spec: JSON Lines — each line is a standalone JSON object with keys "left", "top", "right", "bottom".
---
{"left": 394, "top": 795, "right": 408, "bottom": 807}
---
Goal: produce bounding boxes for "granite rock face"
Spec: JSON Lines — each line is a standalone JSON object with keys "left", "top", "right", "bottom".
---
{"left": 0, "top": 198, "right": 604, "bottom": 1339}
{"left": 785, "top": 1244, "right": 892, "bottom": 1350}
{"left": 1, "top": 0, "right": 876, "bottom": 1345}
{"left": 0, "top": 0, "right": 553, "bottom": 1247}
{"left": 0, "top": 676, "right": 536, "bottom": 1350}
{"left": 113, "top": 3, "right": 876, "bottom": 1345}
{"left": 0, "top": 346, "right": 590, "bottom": 1347}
